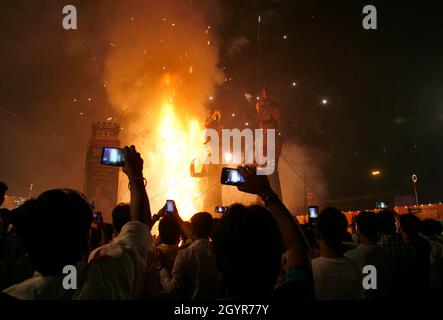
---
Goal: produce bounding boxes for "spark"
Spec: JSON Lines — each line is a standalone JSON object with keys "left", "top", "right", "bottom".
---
{"left": 209, "top": 96, "right": 213, "bottom": 101}
{"left": 292, "top": 82, "right": 296, "bottom": 87}
{"left": 321, "top": 99, "right": 328, "bottom": 105}
{"left": 130, "top": 17, "right": 135, "bottom": 22}
{"left": 110, "top": 42, "right": 116, "bottom": 48}
{"left": 245, "top": 122, "right": 249, "bottom": 126}
{"left": 232, "top": 113, "right": 235, "bottom": 117}
{"left": 283, "top": 35, "right": 288, "bottom": 39}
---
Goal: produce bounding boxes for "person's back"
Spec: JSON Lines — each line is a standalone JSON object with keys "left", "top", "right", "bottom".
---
{"left": 157, "top": 215, "right": 181, "bottom": 270}
{"left": 159, "top": 212, "right": 217, "bottom": 300}
{"left": 400, "top": 214, "right": 431, "bottom": 296}
{"left": 312, "top": 207, "right": 360, "bottom": 300}
{"left": 4, "top": 147, "right": 153, "bottom": 299}
{"left": 344, "top": 211, "right": 392, "bottom": 299}
{"left": 421, "top": 219, "right": 443, "bottom": 295}
{"left": 378, "top": 210, "right": 417, "bottom": 298}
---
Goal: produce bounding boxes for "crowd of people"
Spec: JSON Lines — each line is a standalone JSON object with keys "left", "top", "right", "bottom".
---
{"left": 0, "top": 146, "right": 442, "bottom": 300}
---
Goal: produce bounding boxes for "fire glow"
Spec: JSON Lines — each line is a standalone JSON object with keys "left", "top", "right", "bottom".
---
{"left": 102, "top": 1, "right": 223, "bottom": 220}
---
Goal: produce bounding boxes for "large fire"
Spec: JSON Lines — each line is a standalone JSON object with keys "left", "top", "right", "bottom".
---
{"left": 148, "top": 101, "right": 204, "bottom": 220}
{"left": 103, "top": 1, "right": 224, "bottom": 221}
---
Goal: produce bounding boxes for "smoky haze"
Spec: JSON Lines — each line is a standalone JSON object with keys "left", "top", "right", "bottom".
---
{"left": 0, "top": 0, "right": 327, "bottom": 214}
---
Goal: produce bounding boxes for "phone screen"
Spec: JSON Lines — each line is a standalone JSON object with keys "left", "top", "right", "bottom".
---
{"left": 101, "top": 147, "right": 125, "bottom": 166}
{"left": 220, "top": 167, "right": 245, "bottom": 186}
{"left": 166, "top": 200, "right": 175, "bottom": 215}
{"left": 308, "top": 206, "right": 319, "bottom": 219}
{"left": 215, "top": 206, "right": 226, "bottom": 214}
{"left": 376, "top": 202, "right": 388, "bottom": 209}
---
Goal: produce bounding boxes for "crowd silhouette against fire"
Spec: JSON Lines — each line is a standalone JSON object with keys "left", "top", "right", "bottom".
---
{"left": 0, "top": 146, "right": 442, "bottom": 300}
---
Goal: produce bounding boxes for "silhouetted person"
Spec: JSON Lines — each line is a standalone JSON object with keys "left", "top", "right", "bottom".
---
{"left": 0, "top": 182, "right": 7, "bottom": 207}
{"left": 312, "top": 207, "right": 360, "bottom": 299}
{"left": 88, "top": 203, "right": 132, "bottom": 262}
{"left": 378, "top": 210, "right": 417, "bottom": 298}
{"left": 157, "top": 215, "right": 181, "bottom": 270}
{"left": 158, "top": 211, "right": 217, "bottom": 299}
{"left": 421, "top": 219, "right": 443, "bottom": 296}
{"left": 4, "top": 146, "right": 153, "bottom": 299}
{"left": 214, "top": 165, "right": 314, "bottom": 299}
{"left": 345, "top": 211, "right": 392, "bottom": 299}
{"left": 400, "top": 214, "right": 431, "bottom": 297}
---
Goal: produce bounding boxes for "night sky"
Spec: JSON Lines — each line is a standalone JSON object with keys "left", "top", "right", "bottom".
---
{"left": 1, "top": 0, "right": 443, "bottom": 207}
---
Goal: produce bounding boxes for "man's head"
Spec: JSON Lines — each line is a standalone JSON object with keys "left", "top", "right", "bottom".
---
{"left": 112, "top": 203, "right": 131, "bottom": 235}
{"left": 213, "top": 204, "right": 284, "bottom": 297}
{"left": 355, "top": 211, "right": 380, "bottom": 243}
{"left": 159, "top": 215, "right": 181, "bottom": 245}
{"left": 315, "top": 207, "right": 348, "bottom": 248}
{"left": 400, "top": 214, "right": 422, "bottom": 241}
{"left": 190, "top": 211, "right": 213, "bottom": 240}
{"left": 377, "top": 210, "right": 397, "bottom": 235}
{"left": 421, "top": 219, "right": 442, "bottom": 237}
{"left": 15, "top": 189, "right": 93, "bottom": 276}
{"left": 0, "top": 181, "right": 8, "bottom": 206}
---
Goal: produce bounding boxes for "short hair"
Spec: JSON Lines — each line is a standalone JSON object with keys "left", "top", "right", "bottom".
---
{"left": 400, "top": 214, "right": 421, "bottom": 238}
{"left": 315, "top": 207, "right": 348, "bottom": 247}
{"left": 159, "top": 215, "right": 181, "bottom": 245}
{"left": 213, "top": 204, "right": 284, "bottom": 297}
{"left": 14, "top": 189, "right": 93, "bottom": 276}
{"left": 112, "top": 203, "right": 131, "bottom": 234}
{"left": 356, "top": 211, "right": 380, "bottom": 240}
{"left": 378, "top": 210, "right": 397, "bottom": 234}
{"left": 421, "top": 219, "right": 443, "bottom": 237}
{"left": 190, "top": 212, "right": 213, "bottom": 239}
{"left": 0, "top": 181, "right": 7, "bottom": 195}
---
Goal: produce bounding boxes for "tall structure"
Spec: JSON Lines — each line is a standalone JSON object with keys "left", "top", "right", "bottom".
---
{"left": 256, "top": 89, "right": 283, "bottom": 199}
{"left": 84, "top": 121, "right": 121, "bottom": 223}
{"left": 190, "top": 110, "right": 223, "bottom": 214}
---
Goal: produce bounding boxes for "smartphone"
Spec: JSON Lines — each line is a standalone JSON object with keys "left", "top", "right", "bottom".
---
{"left": 220, "top": 167, "right": 245, "bottom": 186}
{"left": 166, "top": 200, "right": 175, "bottom": 215}
{"left": 101, "top": 147, "right": 125, "bottom": 167}
{"left": 308, "top": 206, "right": 319, "bottom": 219}
{"left": 215, "top": 206, "right": 227, "bottom": 214}
{"left": 376, "top": 201, "right": 388, "bottom": 209}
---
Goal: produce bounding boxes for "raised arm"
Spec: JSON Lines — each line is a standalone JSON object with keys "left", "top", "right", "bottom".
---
{"left": 237, "top": 165, "right": 310, "bottom": 270}
{"left": 123, "top": 145, "right": 151, "bottom": 227}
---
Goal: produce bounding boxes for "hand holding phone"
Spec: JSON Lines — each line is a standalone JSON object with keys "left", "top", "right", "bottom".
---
{"left": 232, "top": 165, "right": 273, "bottom": 199}
{"left": 220, "top": 167, "right": 245, "bottom": 186}
{"left": 166, "top": 200, "right": 176, "bottom": 215}
{"left": 101, "top": 147, "right": 125, "bottom": 167}
{"left": 308, "top": 206, "right": 319, "bottom": 219}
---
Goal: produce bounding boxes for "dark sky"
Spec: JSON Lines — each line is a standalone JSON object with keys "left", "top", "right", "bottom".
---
{"left": 1, "top": 0, "right": 442, "bottom": 205}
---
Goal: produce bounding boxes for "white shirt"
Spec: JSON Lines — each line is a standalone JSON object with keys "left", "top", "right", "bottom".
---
{"left": 159, "top": 239, "right": 217, "bottom": 300}
{"left": 3, "top": 221, "right": 151, "bottom": 299}
{"left": 311, "top": 256, "right": 360, "bottom": 300}
{"left": 345, "top": 244, "right": 393, "bottom": 299}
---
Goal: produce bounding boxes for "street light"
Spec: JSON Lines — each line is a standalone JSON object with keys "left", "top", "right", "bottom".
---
{"left": 412, "top": 174, "right": 419, "bottom": 206}
{"left": 371, "top": 170, "right": 381, "bottom": 177}
{"left": 371, "top": 169, "right": 381, "bottom": 202}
